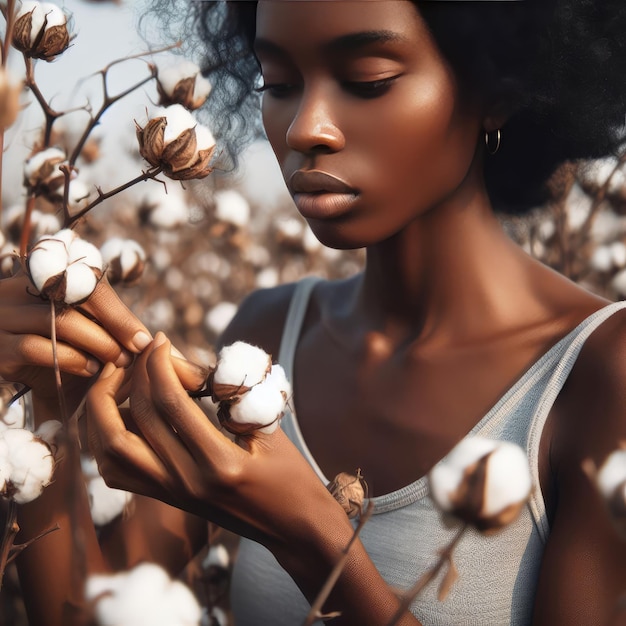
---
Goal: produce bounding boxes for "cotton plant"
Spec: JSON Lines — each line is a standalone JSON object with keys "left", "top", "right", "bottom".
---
{"left": 86, "top": 562, "right": 203, "bottom": 626}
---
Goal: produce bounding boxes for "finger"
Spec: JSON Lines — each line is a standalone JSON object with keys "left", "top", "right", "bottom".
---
{"left": 0, "top": 304, "right": 132, "bottom": 368}
{"left": 146, "top": 333, "right": 235, "bottom": 464}
{"left": 86, "top": 363, "right": 173, "bottom": 490}
{"left": 171, "top": 355, "right": 209, "bottom": 392}
{"left": 129, "top": 343, "right": 206, "bottom": 481}
{"left": 77, "top": 277, "right": 152, "bottom": 354}
{"left": 1, "top": 331, "right": 101, "bottom": 377}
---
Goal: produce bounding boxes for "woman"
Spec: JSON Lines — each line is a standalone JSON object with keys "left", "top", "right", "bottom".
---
{"left": 4, "top": 1, "right": 626, "bottom": 624}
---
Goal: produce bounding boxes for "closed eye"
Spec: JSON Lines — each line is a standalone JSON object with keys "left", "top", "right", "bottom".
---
{"left": 342, "top": 76, "right": 400, "bottom": 99}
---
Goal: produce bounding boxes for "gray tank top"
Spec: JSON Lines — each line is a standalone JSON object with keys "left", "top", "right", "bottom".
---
{"left": 231, "top": 278, "right": 626, "bottom": 625}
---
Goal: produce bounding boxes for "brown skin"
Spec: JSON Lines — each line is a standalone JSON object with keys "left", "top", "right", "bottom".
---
{"left": 4, "top": 1, "right": 626, "bottom": 624}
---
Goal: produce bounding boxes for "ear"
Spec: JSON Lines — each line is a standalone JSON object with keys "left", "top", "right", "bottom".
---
{"left": 483, "top": 97, "right": 517, "bottom": 132}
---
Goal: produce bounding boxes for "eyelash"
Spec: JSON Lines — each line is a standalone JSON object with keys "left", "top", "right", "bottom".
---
{"left": 255, "top": 76, "right": 399, "bottom": 100}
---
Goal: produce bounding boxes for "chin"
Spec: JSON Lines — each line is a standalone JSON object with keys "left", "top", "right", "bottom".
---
{"left": 307, "top": 221, "right": 373, "bottom": 251}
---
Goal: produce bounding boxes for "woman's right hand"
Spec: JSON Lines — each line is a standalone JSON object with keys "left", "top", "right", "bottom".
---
{"left": 0, "top": 271, "right": 152, "bottom": 417}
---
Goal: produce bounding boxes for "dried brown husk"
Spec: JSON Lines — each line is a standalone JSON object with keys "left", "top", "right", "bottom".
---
{"left": 157, "top": 76, "right": 207, "bottom": 111}
{"left": 206, "top": 369, "right": 251, "bottom": 403}
{"left": 35, "top": 23, "right": 70, "bottom": 60}
{"left": 12, "top": 9, "right": 35, "bottom": 53}
{"left": 136, "top": 118, "right": 215, "bottom": 180}
{"left": 328, "top": 469, "right": 367, "bottom": 518}
{"left": 12, "top": 10, "right": 70, "bottom": 61}
{"left": 136, "top": 117, "right": 166, "bottom": 167}
{"left": 24, "top": 153, "right": 66, "bottom": 193}
{"left": 106, "top": 255, "right": 145, "bottom": 286}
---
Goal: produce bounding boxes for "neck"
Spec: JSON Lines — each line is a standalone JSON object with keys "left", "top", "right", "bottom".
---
{"left": 354, "top": 187, "right": 543, "bottom": 348}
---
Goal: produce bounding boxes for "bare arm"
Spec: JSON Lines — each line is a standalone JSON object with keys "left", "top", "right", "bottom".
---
{"left": 533, "top": 312, "right": 626, "bottom": 625}
{"left": 87, "top": 329, "right": 420, "bottom": 626}
{"left": 0, "top": 273, "right": 208, "bottom": 626}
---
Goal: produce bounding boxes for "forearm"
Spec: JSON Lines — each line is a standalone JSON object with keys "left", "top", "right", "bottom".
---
{"left": 279, "top": 511, "right": 421, "bottom": 626}
{"left": 15, "top": 397, "right": 105, "bottom": 626}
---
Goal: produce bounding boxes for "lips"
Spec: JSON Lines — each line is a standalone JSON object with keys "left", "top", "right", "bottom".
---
{"left": 289, "top": 170, "right": 358, "bottom": 195}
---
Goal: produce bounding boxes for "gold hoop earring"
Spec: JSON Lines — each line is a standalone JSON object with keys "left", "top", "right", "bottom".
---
{"left": 484, "top": 129, "right": 501, "bottom": 155}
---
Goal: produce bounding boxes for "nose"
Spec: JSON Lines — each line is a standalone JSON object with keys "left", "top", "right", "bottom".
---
{"left": 285, "top": 85, "right": 345, "bottom": 153}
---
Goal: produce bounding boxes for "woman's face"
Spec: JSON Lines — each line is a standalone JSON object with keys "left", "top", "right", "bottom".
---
{"left": 255, "top": 1, "right": 485, "bottom": 249}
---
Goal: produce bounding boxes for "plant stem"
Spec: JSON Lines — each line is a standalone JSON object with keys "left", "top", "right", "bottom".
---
{"left": 19, "top": 193, "right": 36, "bottom": 261}
{"left": 0, "top": 499, "right": 18, "bottom": 591}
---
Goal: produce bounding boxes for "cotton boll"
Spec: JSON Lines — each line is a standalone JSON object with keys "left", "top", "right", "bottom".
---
{"left": 590, "top": 448, "right": 626, "bottom": 538}
{"left": 429, "top": 436, "right": 532, "bottom": 532}
{"left": 227, "top": 377, "right": 287, "bottom": 434}
{"left": 611, "top": 268, "right": 626, "bottom": 297}
{"left": 596, "top": 449, "right": 626, "bottom": 500}
{"left": 1, "top": 429, "right": 54, "bottom": 504}
{"left": 479, "top": 444, "right": 532, "bottom": 518}
{"left": 212, "top": 341, "right": 272, "bottom": 392}
{"left": 205, "top": 302, "right": 237, "bottom": 336}
{"left": 255, "top": 267, "right": 279, "bottom": 289}
{"left": 214, "top": 189, "right": 250, "bottom": 228}
{"left": 202, "top": 543, "right": 230, "bottom": 571}
{"left": 68, "top": 237, "right": 103, "bottom": 269}
{"left": 35, "top": 420, "right": 62, "bottom": 449}
{"left": 101, "top": 237, "right": 146, "bottom": 284}
{"left": 201, "top": 606, "right": 228, "bottom": 626}
{"left": 590, "top": 245, "right": 614, "bottom": 273}
{"left": 87, "top": 562, "right": 202, "bottom": 626}
{"left": 67, "top": 179, "right": 92, "bottom": 210}
{"left": 610, "top": 241, "right": 626, "bottom": 269}
{"left": 27, "top": 237, "right": 68, "bottom": 292}
{"left": 63, "top": 263, "right": 99, "bottom": 304}
{"left": 87, "top": 474, "right": 133, "bottom": 526}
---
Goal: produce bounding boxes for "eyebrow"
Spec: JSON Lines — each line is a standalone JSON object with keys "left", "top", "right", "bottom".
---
{"left": 254, "top": 30, "right": 408, "bottom": 57}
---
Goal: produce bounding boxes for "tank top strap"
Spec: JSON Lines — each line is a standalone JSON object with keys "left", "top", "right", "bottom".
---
{"left": 526, "top": 300, "right": 626, "bottom": 541}
{"left": 278, "top": 277, "right": 322, "bottom": 380}
{"left": 277, "top": 277, "right": 328, "bottom": 483}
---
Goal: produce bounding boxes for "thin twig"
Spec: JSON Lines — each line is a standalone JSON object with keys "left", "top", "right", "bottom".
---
{"left": 50, "top": 299, "right": 87, "bottom": 608}
{"left": 64, "top": 165, "right": 163, "bottom": 227}
{"left": 0, "top": 499, "right": 17, "bottom": 591}
{"left": 68, "top": 41, "right": 181, "bottom": 166}
{"left": 302, "top": 502, "right": 375, "bottom": 626}
{"left": 385, "top": 524, "right": 468, "bottom": 626}
{"left": 7, "top": 523, "right": 60, "bottom": 564}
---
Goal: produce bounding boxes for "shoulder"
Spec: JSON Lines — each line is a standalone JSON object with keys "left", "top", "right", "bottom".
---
{"left": 216, "top": 279, "right": 318, "bottom": 359}
{"left": 553, "top": 304, "right": 626, "bottom": 474}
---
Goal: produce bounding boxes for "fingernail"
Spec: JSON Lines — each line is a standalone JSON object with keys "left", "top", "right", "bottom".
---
{"left": 153, "top": 332, "right": 167, "bottom": 348}
{"left": 132, "top": 330, "right": 152, "bottom": 352}
{"left": 86, "top": 359, "right": 101, "bottom": 375}
{"left": 99, "top": 362, "right": 117, "bottom": 379}
{"left": 170, "top": 344, "right": 184, "bottom": 358}
{"left": 115, "top": 350, "right": 133, "bottom": 368}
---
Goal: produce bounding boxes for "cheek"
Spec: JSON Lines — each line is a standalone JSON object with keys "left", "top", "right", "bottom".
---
{"left": 355, "top": 83, "right": 480, "bottom": 207}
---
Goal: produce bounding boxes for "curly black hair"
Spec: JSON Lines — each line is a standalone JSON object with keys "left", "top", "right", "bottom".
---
{"left": 144, "top": 0, "right": 626, "bottom": 215}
